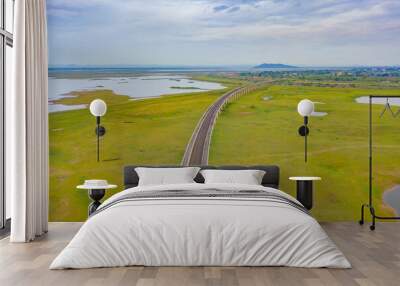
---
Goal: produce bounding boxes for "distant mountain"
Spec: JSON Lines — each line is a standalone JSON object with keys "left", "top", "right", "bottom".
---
{"left": 254, "top": 63, "right": 299, "bottom": 69}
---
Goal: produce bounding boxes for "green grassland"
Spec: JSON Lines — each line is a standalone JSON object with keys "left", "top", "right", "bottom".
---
{"left": 209, "top": 85, "right": 400, "bottom": 221}
{"left": 49, "top": 73, "right": 400, "bottom": 222}
{"left": 49, "top": 87, "right": 232, "bottom": 221}
{"left": 191, "top": 74, "right": 247, "bottom": 86}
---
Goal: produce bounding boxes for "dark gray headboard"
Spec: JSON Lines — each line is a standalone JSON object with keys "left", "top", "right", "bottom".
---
{"left": 124, "top": 165, "right": 280, "bottom": 189}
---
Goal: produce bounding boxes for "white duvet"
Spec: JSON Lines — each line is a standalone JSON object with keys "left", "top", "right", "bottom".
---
{"left": 50, "top": 183, "right": 351, "bottom": 269}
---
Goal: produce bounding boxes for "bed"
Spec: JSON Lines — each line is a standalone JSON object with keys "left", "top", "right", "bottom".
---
{"left": 50, "top": 165, "right": 350, "bottom": 269}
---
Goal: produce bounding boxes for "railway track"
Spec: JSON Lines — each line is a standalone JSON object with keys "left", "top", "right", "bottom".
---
{"left": 181, "top": 86, "right": 255, "bottom": 166}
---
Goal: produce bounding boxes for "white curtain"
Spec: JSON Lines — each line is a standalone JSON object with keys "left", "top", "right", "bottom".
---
{"left": 8, "top": 0, "right": 49, "bottom": 242}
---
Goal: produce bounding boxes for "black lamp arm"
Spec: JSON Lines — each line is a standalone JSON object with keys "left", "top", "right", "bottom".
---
{"left": 305, "top": 117, "right": 308, "bottom": 162}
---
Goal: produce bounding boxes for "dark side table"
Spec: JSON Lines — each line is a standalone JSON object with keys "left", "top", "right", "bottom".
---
{"left": 77, "top": 181, "right": 117, "bottom": 216}
{"left": 289, "top": 177, "right": 321, "bottom": 210}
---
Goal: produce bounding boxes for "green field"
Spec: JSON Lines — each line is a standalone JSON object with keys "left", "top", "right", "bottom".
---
{"left": 49, "top": 75, "right": 400, "bottom": 222}
{"left": 49, "top": 87, "right": 233, "bottom": 221}
{"left": 209, "top": 85, "right": 400, "bottom": 221}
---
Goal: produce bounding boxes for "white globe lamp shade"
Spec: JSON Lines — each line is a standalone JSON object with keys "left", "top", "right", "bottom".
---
{"left": 90, "top": 99, "right": 107, "bottom": 117}
{"left": 297, "top": 99, "right": 314, "bottom": 117}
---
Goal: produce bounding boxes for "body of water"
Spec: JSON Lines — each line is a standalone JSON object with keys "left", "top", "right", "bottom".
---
{"left": 48, "top": 75, "right": 225, "bottom": 112}
{"left": 355, "top": 96, "right": 400, "bottom": 106}
{"left": 383, "top": 185, "right": 400, "bottom": 215}
{"left": 311, "top": 111, "right": 328, "bottom": 117}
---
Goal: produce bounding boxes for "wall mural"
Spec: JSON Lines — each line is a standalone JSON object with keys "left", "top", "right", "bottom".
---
{"left": 47, "top": 1, "right": 400, "bottom": 222}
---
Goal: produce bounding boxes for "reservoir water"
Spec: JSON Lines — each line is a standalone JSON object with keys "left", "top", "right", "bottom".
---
{"left": 383, "top": 186, "right": 400, "bottom": 215}
{"left": 48, "top": 75, "right": 225, "bottom": 112}
{"left": 355, "top": 96, "right": 400, "bottom": 106}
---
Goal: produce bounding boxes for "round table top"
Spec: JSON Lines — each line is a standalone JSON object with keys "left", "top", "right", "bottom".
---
{"left": 77, "top": 184, "right": 117, "bottom": 190}
{"left": 289, "top": 176, "right": 321, "bottom": 181}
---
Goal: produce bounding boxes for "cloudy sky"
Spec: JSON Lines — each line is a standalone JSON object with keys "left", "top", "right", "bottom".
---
{"left": 47, "top": 0, "right": 400, "bottom": 67}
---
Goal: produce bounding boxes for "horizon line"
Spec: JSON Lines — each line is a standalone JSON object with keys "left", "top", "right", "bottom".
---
{"left": 48, "top": 64, "right": 400, "bottom": 69}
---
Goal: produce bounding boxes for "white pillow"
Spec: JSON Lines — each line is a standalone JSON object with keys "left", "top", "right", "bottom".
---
{"left": 200, "top": 169, "right": 266, "bottom": 185}
{"left": 135, "top": 167, "right": 200, "bottom": 186}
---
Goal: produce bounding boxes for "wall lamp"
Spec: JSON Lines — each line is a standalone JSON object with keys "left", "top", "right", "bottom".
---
{"left": 297, "top": 99, "right": 314, "bottom": 162}
{"left": 89, "top": 99, "right": 107, "bottom": 162}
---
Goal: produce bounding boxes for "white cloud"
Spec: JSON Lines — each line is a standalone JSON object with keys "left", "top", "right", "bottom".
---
{"left": 47, "top": 0, "right": 400, "bottom": 65}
